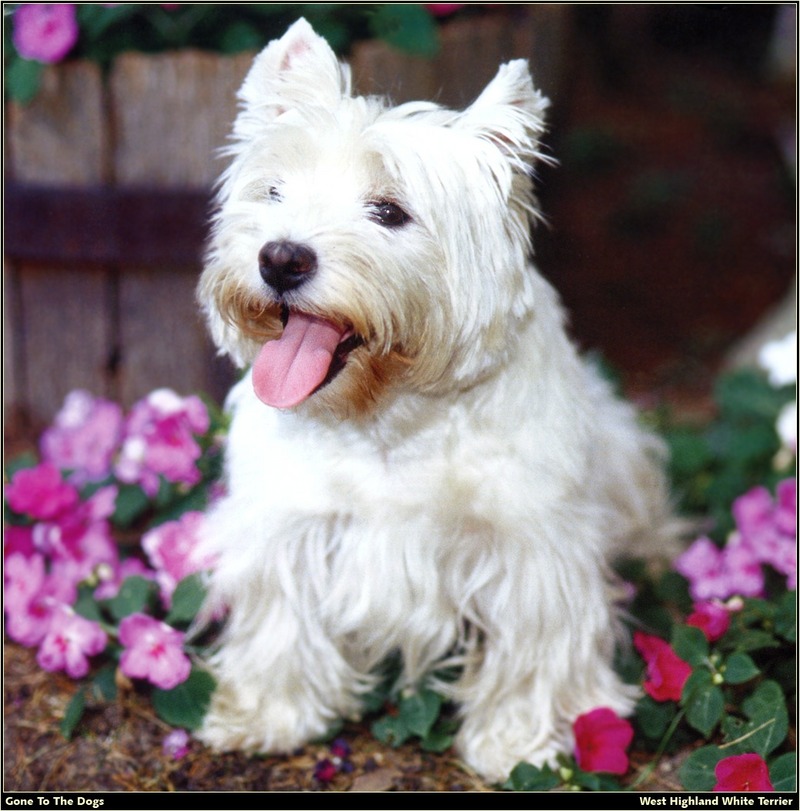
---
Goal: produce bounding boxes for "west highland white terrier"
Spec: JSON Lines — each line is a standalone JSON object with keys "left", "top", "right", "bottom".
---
{"left": 196, "top": 18, "right": 678, "bottom": 782}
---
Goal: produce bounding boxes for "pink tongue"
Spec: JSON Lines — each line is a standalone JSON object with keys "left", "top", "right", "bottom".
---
{"left": 252, "top": 312, "right": 347, "bottom": 408}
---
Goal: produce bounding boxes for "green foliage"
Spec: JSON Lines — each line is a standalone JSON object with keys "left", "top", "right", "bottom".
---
{"left": 5, "top": 3, "right": 448, "bottom": 104}
{"left": 371, "top": 686, "right": 456, "bottom": 754}
{"left": 152, "top": 667, "right": 216, "bottom": 731}
{"left": 661, "top": 369, "right": 794, "bottom": 537}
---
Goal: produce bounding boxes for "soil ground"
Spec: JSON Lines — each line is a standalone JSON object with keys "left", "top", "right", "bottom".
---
{"left": 3, "top": 7, "right": 795, "bottom": 798}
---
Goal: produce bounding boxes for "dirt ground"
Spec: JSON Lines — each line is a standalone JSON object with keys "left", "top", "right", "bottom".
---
{"left": 3, "top": 7, "right": 795, "bottom": 797}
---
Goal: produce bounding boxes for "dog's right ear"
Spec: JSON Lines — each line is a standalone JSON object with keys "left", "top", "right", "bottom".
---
{"left": 233, "top": 18, "right": 351, "bottom": 139}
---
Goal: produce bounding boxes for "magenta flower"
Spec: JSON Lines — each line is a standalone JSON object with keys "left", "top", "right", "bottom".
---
{"left": 115, "top": 389, "right": 210, "bottom": 497}
{"left": 142, "top": 511, "right": 213, "bottom": 606}
{"left": 713, "top": 754, "right": 775, "bottom": 792}
{"left": 314, "top": 758, "right": 338, "bottom": 783}
{"left": 573, "top": 707, "right": 634, "bottom": 775}
{"left": 634, "top": 632, "right": 692, "bottom": 703}
{"left": 118, "top": 613, "right": 191, "bottom": 690}
{"left": 686, "top": 600, "right": 732, "bottom": 642}
{"left": 40, "top": 390, "right": 124, "bottom": 485}
{"left": 32, "top": 486, "right": 120, "bottom": 595}
{"left": 162, "top": 728, "right": 190, "bottom": 760}
{"left": 425, "top": 3, "right": 466, "bottom": 16}
{"left": 37, "top": 606, "right": 108, "bottom": 679}
{"left": 13, "top": 4, "right": 79, "bottom": 64}
{"left": 5, "top": 462, "right": 79, "bottom": 521}
{"left": 4, "top": 525, "right": 36, "bottom": 558}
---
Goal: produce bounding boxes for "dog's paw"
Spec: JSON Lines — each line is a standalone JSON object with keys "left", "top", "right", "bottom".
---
{"left": 455, "top": 716, "right": 568, "bottom": 784}
{"left": 197, "top": 682, "right": 328, "bottom": 754}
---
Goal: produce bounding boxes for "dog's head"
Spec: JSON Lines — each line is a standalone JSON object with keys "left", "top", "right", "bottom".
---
{"left": 199, "top": 18, "right": 549, "bottom": 419}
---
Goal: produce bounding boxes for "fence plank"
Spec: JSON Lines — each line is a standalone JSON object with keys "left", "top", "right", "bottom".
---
{"left": 110, "top": 50, "right": 252, "bottom": 188}
{"left": 17, "top": 264, "right": 115, "bottom": 414}
{"left": 351, "top": 7, "right": 566, "bottom": 106}
{"left": 109, "top": 51, "right": 248, "bottom": 404}
{"left": 6, "top": 61, "right": 113, "bottom": 421}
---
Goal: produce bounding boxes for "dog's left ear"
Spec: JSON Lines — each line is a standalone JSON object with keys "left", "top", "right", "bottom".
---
{"left": 233, "top": 18, "right": 351, "bottom": 140}
{"left": 459, "top": 60, "right": 549, "bottom": 167}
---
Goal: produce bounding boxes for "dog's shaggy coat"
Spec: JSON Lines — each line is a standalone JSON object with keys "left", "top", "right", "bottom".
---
{"left": 196, "top": 19, "right": 678, "bottom": 782}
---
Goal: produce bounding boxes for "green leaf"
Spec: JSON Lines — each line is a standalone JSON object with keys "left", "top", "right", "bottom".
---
{"left": 679, "top": 745, "right": 724, "bottom": 791}
{"left": 152, "top": 667, "right": 216, "bottom": 731}
{"left": 770, "top": 752, "right": 797, "bottom": 791}
{"left": 573, "top": 768, "right": 622, "bottom": 791}
{"left": 420, "top": 728, "right": 454, "bottom": 753}
{"left": 371, "top": 712, "right": 411, "bottom": 747}
{"left": 73, "top": 583, "right": 104, "bottom": 623}
{"left": 721, "top": 680, "right": 788, "bottom": 757}
{"left": 112, "top": 483, "right": 151, "bottom": 528}
{"left": 682, "top": 670, "right": 724, "bottom": 738}
{"left": 774, "top": 590, "right": 796, "bottom": 642}
{"left": 107, "top": 576, "right": 158, "bottom": 621}
{"left": 398, "top": 689, "right": 442, "bottom": 738}
{"left": 60, "top": 689, "right": 86, "bottom": 740}
{"left": 368, "top": 4, "right": 440, "bottom": 56}
{"left": 671, "top": 624, "right": 708, "bottom": 667}
{"left": 723, "top": 652, "right": 760, "bottom": 685}
{"left": 503, "top": 761, "right": 561, "bottom": 791}
{"left": 166, "top": 573, "right": 207, "bottom": 626}
{"left": 5, "top": 57, "right": 43, "bottom": 104}
{"left": 91, "top": 665, "right": 118, "bottom": 702}
{"left": 634, "top": 694, "right": 677, "bottom": 740}
{"left": 728, "top": 629, "right": 780, "bottom": 653}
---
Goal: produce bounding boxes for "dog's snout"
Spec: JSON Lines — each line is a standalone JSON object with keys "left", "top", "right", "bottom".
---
{"left": 259, "top": 240, "right": 317, "bottom": 295}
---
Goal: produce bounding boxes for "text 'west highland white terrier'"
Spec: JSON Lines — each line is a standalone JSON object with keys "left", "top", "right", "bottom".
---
{"left": 196, "top": 18, "right": 678, "bottom": 783}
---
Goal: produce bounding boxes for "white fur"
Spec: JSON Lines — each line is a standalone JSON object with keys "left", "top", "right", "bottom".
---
{"left": 196, "top": 19, "right": 678, "bottom": 783}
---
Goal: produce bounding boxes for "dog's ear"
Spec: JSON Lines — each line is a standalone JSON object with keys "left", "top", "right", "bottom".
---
{"left": 459, "top": 60, "right": 550, "bottom": 168}
{"left": 233, "top": 18, "right": 351, "bottom": 138}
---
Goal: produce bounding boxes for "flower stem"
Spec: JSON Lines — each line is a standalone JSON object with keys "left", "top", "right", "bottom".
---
{"left": 628, "top": 707, "right": 686, "bottom": 790}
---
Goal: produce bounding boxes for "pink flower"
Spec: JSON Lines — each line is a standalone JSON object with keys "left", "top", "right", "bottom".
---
{"left": 675, "top": 479, "right": 797, "bottom": 599}
{"left": 713, "top": 754, "right": 775, "bottom": 792}
{"left": 13, "top": 4, "right": 79, "bottom": 63}
{"left": 573, "top": 707, "right": 634, "bottom": 775}
{"left": 674, "top": 535, "right": 764, "bottom": 601}
{"left": 162, "top": 728, "right": 190, "bottom": 759}
{"left": 4, "top": 553, "right": 58, "bottom": 646}
{"left": 115, "top": 389, "right": 210, "bottom": 497}
{"left": 686, "top": 601, "right": 732, "bottom": 642}
{"left": 37, "top": 606, "right": 108, "bottom": 679}
{"left": 32, "top": 486, "right": 120, "bottom": 595}
{"left": 40, "top": 390, "right": 124, "bottom": 485}
{"left": 634, "top": 632, "right": 692, "bottom": 703}
{"left": 5, "top": 462, "right": 79, "bottom": 520}
{"left": 118, "top": 613, "right": 191, "bottom": 690}
{"left": 142, "top": 511, "right": 213, "bottom": 606}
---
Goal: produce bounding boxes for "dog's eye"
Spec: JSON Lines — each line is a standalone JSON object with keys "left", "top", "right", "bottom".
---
{"left": 369, "top": 201, "right": 410, "bottom": 228}
{"left": 242, "top": 181, "right": 282, "bottom": 202}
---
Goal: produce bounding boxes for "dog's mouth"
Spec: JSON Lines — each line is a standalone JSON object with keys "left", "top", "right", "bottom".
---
{"left": 251, "top": 304, "right": 364, "bottom": 408}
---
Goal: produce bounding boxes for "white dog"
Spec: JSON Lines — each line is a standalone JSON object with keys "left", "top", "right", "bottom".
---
{"left": 196, "top": 19, "right": 677, "bottom": 783}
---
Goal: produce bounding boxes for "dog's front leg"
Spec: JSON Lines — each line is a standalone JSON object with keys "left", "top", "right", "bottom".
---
{"left": 198, "top": 557, "right": 365, "bottom": 755}
{"left": 452, "top": 541, "right": 638, "bottom": 783}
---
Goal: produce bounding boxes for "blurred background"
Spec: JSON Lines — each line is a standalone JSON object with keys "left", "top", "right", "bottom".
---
{"left": 4, "top": 3, "right": 796, "bottom": 438}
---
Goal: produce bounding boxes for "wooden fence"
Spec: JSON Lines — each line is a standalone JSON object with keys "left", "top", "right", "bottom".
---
{"left": 4, "top": 7, "right": 567, "bottom": 424}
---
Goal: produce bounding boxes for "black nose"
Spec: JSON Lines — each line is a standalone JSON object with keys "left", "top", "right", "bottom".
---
{"left": 259, "top": 240, "right": 317, "bottom": 295}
